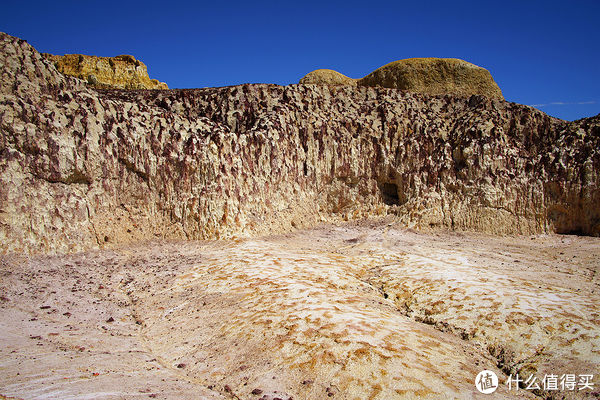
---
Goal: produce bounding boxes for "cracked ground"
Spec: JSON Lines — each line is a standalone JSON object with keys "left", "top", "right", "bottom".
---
{"left": 1, "top": 221, "right": 599, "bottom": 399}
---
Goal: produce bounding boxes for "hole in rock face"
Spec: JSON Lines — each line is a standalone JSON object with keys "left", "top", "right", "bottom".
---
{"left": 557, "top": 228, "right": 585, "bottom": 236}
{"left": 379, "top": 182, "right": 400, "bottom": 206}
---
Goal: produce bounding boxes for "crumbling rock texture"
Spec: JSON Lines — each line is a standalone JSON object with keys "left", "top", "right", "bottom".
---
{"left": 42, "top": 52, "right": 168, "bottom": 90}
{"left": 300, "top": 58, "right": 504, "bottom": 99}
{"left": 1, "top": 32, "right": 599, "bottom": 254}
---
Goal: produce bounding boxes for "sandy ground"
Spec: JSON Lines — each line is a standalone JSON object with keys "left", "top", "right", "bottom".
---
{"left": 1, "top": 220, "right": 599, "bottom": 399}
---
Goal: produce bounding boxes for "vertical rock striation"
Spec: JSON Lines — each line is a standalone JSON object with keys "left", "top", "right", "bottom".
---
{"left": 0, "top": 32, "right": 598, "bottom": 254}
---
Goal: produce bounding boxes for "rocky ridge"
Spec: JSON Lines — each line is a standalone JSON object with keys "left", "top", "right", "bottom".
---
{"left": 300, "top": 58, "right": 504, "bottom": 99}
{"left": 42, "top": 52, "right": 168, "bottom": 90}
{"left": 0, "top": 32, "right": 599, "bottom": 255}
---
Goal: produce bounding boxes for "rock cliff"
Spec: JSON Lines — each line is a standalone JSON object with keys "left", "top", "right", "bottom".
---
{"left": 42, "top": 52, "right": 168, "bottom": 90}
{"left": 300, "top": 58, "right": 504, "bottom": 99}
{"left": 0, "top": 32, "right": 598, "bottom": 254}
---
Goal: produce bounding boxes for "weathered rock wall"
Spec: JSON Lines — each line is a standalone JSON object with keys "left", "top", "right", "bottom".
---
{"left": 113, "top": 84, "right": 598, "bottom": 234}
{"left": 1, "top": 32, "right": 599, "bottom": 254}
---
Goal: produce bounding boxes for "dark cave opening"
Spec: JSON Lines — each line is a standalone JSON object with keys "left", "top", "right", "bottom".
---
{"left": 558, "top": 228, "right": 585, "bottom": 236}
{"left": 379, "top": 182, "right": 400, "bottom": 206}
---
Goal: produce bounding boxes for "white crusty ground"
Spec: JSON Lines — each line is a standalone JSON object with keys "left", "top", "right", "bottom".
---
{"left": 2, "top": 221, "right": 599, "bottom": 399}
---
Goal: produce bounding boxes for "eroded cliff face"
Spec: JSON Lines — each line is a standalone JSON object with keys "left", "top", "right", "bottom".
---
{"left": 42, "top": 52, "right": 168, "bottom": 90}
{"left": 0, "top": 32, "right": 599, "bottom": 254}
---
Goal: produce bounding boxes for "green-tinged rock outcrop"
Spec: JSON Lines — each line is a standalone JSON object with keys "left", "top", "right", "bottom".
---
{"left": 360, "top": 58, "right": 503, "bottom": 99}
{"left": 300, "top": 58, "right": 503, "bottom": 99}
{"left": 299, "top": 69, "right": 357, "bottom": 86}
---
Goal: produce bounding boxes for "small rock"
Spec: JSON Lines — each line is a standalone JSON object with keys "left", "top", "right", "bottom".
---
{"left": 251, "top": 388, "right": 263, "bottom": 395}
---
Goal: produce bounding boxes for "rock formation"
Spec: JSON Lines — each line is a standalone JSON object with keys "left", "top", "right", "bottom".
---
{"left": 299, "top": 69, "right": 357, "bottom": 86}
{"left": 1, "top": 33, "right": 600, "bottom": 400}
{"left": 360, "top": 58, "right": 503, "bottom": 99}
{"left": 299, "top": 58, "right": 504, "bottom": 99}
{"left": 0, "top": 32, "right": 599, "bottom": 255}
{"left": 42, "top": 52, "right": 168, "bottom": 90}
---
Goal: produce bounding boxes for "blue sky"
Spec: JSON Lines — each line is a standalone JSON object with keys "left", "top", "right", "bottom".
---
{"left": 2, "top": 0, "right": 598, "bottom": 121}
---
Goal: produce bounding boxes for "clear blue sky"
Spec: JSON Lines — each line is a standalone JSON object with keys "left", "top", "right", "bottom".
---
{"left": 2, "top": 0, "right": 598, "bottom": 121}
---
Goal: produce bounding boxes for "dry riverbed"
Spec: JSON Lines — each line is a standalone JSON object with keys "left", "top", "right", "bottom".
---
{"left": 1, "top": 221, "right": 599, "bottom": 399}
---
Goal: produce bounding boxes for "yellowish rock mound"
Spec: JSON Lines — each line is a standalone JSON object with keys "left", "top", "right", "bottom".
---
{"left": 359, "top": 58, "right": 503, "bottom": 99}
{"left": 42, "top": 53, "right": 168, "bottom": 89}
{"left": 300, "top": 58, "right": 503, "bottom": 99}
{"left": 299, "top": 68, "right": 357, "bottom": 86}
